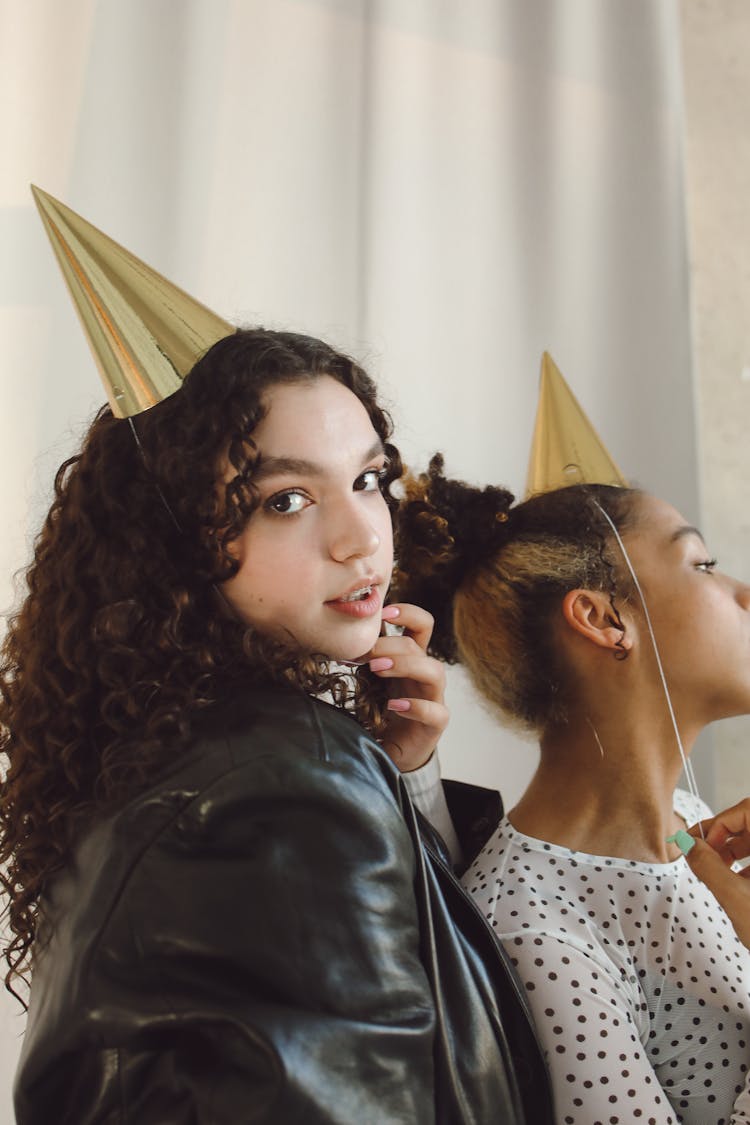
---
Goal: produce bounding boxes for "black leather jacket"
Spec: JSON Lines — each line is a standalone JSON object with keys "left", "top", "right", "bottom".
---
{"left": 15, "top": 685, "right": 553, "bottom": 1124}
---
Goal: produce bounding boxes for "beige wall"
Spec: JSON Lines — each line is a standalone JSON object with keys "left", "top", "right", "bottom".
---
{"left": 680, "top": 0, "right": 750, "bottom": 809}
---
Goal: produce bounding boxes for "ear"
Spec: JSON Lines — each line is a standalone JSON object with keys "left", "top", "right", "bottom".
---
{"left": 561, "top": 589, "right": 632, "bottom": 654}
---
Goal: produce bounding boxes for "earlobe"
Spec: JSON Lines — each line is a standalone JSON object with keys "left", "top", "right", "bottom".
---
{"left": 561, "top": 589, "right": 630, "bottom": 653}
{"left": 605, "top": 610, "right": 632, "bottom": 656}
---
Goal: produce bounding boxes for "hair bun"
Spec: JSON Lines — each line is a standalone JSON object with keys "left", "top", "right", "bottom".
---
{"left": 393, "top": 454, "right": 514, "bottom": 662}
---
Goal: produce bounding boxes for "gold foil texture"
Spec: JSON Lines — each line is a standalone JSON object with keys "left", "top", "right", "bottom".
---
{"left": 32, "top": 185, "right": 233, "bottom": 418}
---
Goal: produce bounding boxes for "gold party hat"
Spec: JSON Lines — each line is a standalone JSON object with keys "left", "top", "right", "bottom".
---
{"left": 32, "top": 185, "right": 233, "bottom": 418}
{"left": 525, "top": 352, "right": 628, "bottom": 497}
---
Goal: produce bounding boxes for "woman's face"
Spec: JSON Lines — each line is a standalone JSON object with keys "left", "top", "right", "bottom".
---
{"left": 619, "top": 493, "right": 750, "bottom": 725}
{"left": 220, "top": 375, "right": 394, "bottom": 662}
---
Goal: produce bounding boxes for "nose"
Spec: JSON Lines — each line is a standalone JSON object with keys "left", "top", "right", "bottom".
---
{"left": 328, "top": 498, "right": 381, "bottom": 562}
{"left": 736, "top": 580, "right": 750, "bottom": 611}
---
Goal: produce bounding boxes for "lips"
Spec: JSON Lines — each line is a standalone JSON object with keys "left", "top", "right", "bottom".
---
{"left": 325, "top": 577, "right": 382, "bottom": 618}
{"left": 337, "top": 584, "right": 373, "bottom": 604}
{"left": 328, "top": 576, "right": 380, "bottom": 604}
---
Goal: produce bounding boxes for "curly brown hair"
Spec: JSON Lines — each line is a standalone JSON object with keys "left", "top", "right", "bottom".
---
{"left": 394, "top": 453, "right": 641, "bottom": 734}
{"left": 0, "top": 328, "right": 402, "bottom": 999}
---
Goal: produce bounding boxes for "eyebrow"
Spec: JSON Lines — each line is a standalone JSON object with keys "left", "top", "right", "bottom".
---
{"left": 670, "top": 524, "right": 705, "bottom": 545}
{"left": 251, "top": 439, "right": 385, "bottom": 483}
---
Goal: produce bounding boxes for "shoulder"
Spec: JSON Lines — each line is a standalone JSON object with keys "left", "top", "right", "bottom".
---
{"left": 123, "top": 682, "right": 397, "bottom": 804}
{"left": 106, "top": 684, "right": 404, "bottom": 852}
{"left": 52, "top": 685, "right": 403, "bottom": 905}
{"left": 462, "top": 821, "right": 637, "bottom": 976}
{"left": 200, "top": 683, "right": 402, "bottom": 804}
{"left": 27, "top": 702, "right": 431, "bottom": 1116}
{"left": 47, "top": 686, "right": 414, "bottom": 957}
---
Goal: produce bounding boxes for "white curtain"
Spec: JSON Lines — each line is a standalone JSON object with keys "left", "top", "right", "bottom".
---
{"left": 1, "top": 0, "right": 694, "bottom": 1109}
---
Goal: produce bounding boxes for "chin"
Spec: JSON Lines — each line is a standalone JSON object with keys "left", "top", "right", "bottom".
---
{"left": 325, "top": 627, "right": 381, "bottom": 665}
{"left": 327, "top": 645, "right": 374, "bottom": 666}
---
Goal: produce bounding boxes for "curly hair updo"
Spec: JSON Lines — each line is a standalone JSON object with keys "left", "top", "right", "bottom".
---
{"left": 393, "top": 454, "right": 642, "bottom": 735}
{"left": 0, "top": 327, "right": 402, "bottom": 995}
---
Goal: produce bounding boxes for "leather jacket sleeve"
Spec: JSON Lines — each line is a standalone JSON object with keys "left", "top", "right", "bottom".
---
{"left": 16, "top": 711, "right": 439, "bottom": 1125}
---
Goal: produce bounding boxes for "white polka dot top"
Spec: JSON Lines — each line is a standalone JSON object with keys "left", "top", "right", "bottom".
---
{"left": 462, "top": 790, "right": 750, "bottom": 1125}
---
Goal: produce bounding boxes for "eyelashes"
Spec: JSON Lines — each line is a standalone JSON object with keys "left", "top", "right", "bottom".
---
{"left": 263, "top": 466, "right": 387, "bottom": 517}
{"left": 353, "top": 468, "right": 386, "bottom": 493}
{"left": 265, "top": 490, "right": 310, "bottom": 516}
{"left": 695, "top": 557, "right": 718, "bottom": 573}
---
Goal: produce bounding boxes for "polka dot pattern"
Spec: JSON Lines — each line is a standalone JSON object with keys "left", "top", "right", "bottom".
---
{"left": 462, "top": 791, "right": 750, "bottom": 1124}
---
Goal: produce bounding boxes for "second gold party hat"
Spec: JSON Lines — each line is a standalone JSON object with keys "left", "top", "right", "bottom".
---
{"left": 32, "top": 186, "right": 233, "bottom": 418}
{"left": 525, "top": 352, "right": 628, "bottom": 497}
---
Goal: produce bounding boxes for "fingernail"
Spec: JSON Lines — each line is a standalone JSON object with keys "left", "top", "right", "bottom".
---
{"left": 381, "top": 605, "right": 400, "bottom": 620}
{"left": 369, "top": 657, "right": 394, "bottom": 672}
{"left": 387, "top": 698, "right": 411, "bottom": 712}
{"left": 666, "top": 829, "right": 695, "bottom": 856}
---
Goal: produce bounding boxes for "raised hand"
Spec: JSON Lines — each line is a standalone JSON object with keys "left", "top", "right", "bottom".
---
{"left": 366, "top": 602, "right": 448, "bottom": 772}
{"left": 684, "top": 798, "right": 750, "bottom": 950}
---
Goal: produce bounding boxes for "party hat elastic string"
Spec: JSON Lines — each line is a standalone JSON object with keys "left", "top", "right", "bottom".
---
{"left": 594, "top": 501, "right": 705, "bottom": 837}
{"left": 127, "top": 418, "right": 183, "bottom": 533}
{"left": 127, "top": 417, "right": 239, "bottom": 623}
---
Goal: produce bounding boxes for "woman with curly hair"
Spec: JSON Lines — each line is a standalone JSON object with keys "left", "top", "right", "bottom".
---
{"left": 1, "top": 324, "right": 558, "bottom": 1125}
{"left": 1, "top": 187, "right": 555, "bottom": 1124}
{"left": 395, "top": 454, "right": 750, "bottom": 1124}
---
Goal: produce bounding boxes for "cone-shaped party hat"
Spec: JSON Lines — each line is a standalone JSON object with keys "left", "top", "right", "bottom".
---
{"left": 525, "top": 352, "right": 628, "bottom": 497}
{"left": 31, "top": 185, "right": 233, "bottom": 418}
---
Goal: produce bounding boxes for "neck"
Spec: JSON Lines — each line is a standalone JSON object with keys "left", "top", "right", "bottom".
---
{"left": 510, "top": 705, "right": 701, "bottom": 863}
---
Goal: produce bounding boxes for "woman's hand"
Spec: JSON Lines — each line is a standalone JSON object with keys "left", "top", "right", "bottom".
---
{"left": 685, "top": 799, "right": 750, "bottom": 950}
{"left": 366, "top": 602, "right": 448, "bottom": 772}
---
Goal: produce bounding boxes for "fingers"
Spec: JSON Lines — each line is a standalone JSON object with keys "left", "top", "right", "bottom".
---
{"left": 381, "top": 602, "right": 434, "bottom": 652}
{"left": 368, "top": 631, "right": 446, "bottom": 699}
{"left": 368, "top": 647, "right": 445, "bottom": 699}
{"left": 386, "top": 696, "right": 449, "bottom": 731}
{"left": 380, "top": 660, "right": 448, "bottom": 735}
{"left": 685, "top": 837, "right": 750, "bottom": 949}
{"left": 687, "top": 839, "right": 740, "bottom": 902}
{"left": 688, "top": 798, "right": 750, "bottom": 861}
{"left": 371, "top": 604, "right": 448, "bottom": 773}
{"left": 381, "top": 694, "right": 449, "bottom": 773}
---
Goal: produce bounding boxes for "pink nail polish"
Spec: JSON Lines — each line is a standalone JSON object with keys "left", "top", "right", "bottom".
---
{"left": 387, "top": 699, "right": 411, "bottom": 712}
{"left": 381, "top": 605, "right": 400, "bottom": 619}
{"left": 369, "top": 657, "right": 394, "bottom": 672}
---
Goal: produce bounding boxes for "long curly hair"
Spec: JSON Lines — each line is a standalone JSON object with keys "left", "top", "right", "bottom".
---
{"left": 394, "top": 453, "right": 641, "bottom": 734}
{"left": 0, "top": 328, "right": 402, "bottom": 999}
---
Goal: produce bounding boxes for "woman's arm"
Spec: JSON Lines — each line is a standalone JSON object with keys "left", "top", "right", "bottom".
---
{"left": 402, "top": 751, "right": 463, "bottom": 864}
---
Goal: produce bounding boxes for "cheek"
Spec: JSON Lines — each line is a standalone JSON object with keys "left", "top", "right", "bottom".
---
{"left": 235, "top": 545, "right": 305, "bottom": 601}
{"left": 655, "top": 592, "right": 720, "bottom": 663}
{"left": 376, "top": 502, "right": 395, "bottom": 564}
{"left": 220, "top": 526, "right": 298, "bottom": 614}
{"left": 222, "top": 559, "right": 304, "bottom": 632}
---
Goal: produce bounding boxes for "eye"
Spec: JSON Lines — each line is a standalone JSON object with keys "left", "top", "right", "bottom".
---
{"left": 695, "top": 557, "right": 718, "bottom": 573}
{"left": 354, "top": 467, "right": 386, "bottom": 493}
{"left": 265, "top": 489, "right": 311, "bottom": 516}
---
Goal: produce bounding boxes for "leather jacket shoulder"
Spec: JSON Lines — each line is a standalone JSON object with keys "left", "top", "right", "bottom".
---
{"left": 15, "top": 684, "right": 552, "bottom": 1125}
